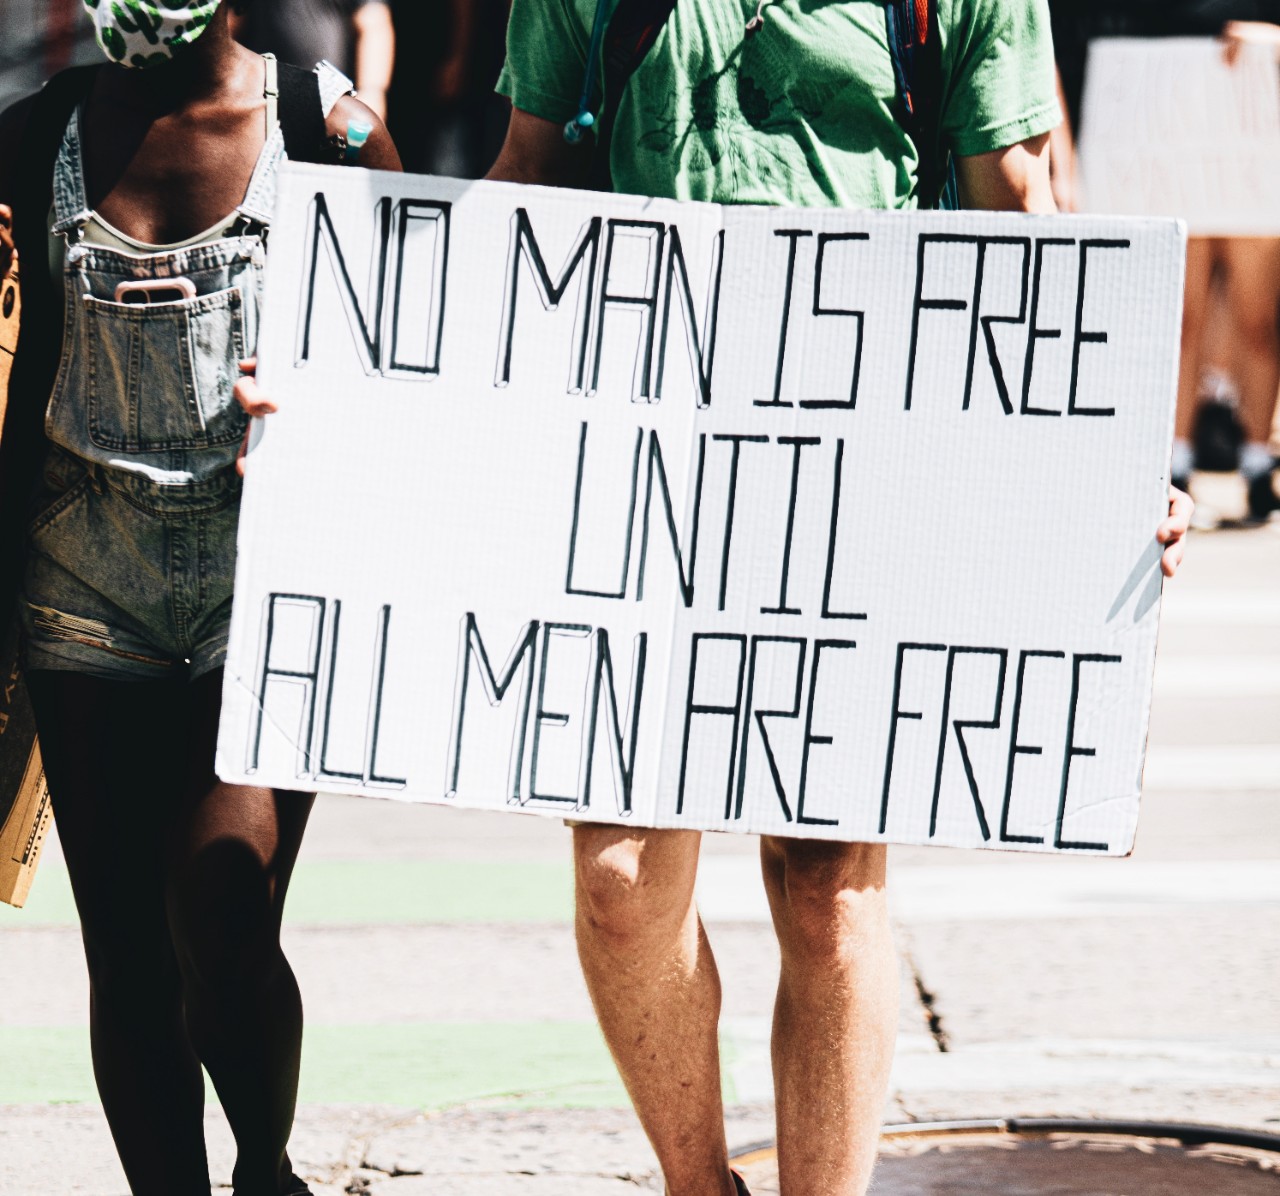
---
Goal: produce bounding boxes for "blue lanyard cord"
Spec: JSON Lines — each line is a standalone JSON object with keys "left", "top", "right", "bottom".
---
{"left": 564, "top": 0, "right": 611, "bottom": 143}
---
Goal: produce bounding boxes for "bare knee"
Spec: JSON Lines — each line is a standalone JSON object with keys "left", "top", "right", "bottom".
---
{"left": 168, "top": 847, "right": 284, "bottom": 997}
{"left": 574, "top": 828, "right": 699, "bottom": 952}
{"left": 1233, "top": 309, "right": 1280, "bottom": 361}
{"left": 762, "top": 839, "right": 889, "bottom": 965}
{"left": 172, "top": 907, "right": 285, "bottom": 1000}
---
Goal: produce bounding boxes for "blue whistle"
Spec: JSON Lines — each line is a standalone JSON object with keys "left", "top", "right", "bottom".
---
{"left": 563, "top": 110, "right": 595, "bottom": 145}
{"left": 564, "top": 0, "right": 609, "bottom": 146}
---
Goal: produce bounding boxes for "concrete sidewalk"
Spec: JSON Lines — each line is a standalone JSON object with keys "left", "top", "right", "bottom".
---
{"left": 1, "top": 527, "right": 1278, "bottom": 1194}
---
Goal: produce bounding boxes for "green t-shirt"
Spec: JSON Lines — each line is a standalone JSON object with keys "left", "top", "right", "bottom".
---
{"left": 497, "top": 0, "right": 1061, "bottom": 208}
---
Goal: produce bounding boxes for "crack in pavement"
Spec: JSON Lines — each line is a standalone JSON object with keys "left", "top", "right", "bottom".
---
{"left": 897, "top": 931, "right": 951, "bottom": 1054}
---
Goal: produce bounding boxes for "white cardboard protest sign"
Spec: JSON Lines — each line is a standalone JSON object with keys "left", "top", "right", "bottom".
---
{"left": 1079, "top": 36, "right": 1280, "bottom": 236}
{"left": 216, "top": 165, "right": 1184, "bottom": 856}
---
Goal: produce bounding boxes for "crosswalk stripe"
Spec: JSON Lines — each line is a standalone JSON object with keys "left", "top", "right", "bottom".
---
{"left": 1143, "top": 744, "right": 1280, "bottom": 791}
{"left": 695, "top": 856, "right": 1280, "bottom": 925}
{"left": 722, "top": 1019, "right": 1280, "bottom": 1104}
{"left": 886, "top": 859, "right": 1280, "bottom": 923}
{"left": 1153, "top": 655, "right": 1280, "bottom": 697}
{"left": 1160, "top": 591, "right": 1280, "bottom": 625}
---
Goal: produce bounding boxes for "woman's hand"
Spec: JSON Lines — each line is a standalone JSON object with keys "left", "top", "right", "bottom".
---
{"left": 233, "top": 358, "right": 277, "bottom": 478}
{"left": 1221, "top": 21, "right": 1280, "bottom": 66}
{"left": 1158, "top": 485, "right": 1194, "bottom": 579}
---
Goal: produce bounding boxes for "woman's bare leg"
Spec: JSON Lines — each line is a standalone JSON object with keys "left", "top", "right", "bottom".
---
{"left": 29, "top": 668, "right": 314, "bottom": 1196}
{"left": 28, "top": 671, "right": 211, "bottom": 1196}
{"left": 167, "top": 669, "right": 313, "bottom": 1196}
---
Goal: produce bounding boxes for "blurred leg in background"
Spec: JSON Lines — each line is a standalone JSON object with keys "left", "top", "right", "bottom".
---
{"left": 386, "top": 0, "right": 511, "bottom": 178}
{"left": 1174, "top": 237, "right": 1215, "bottom": 488}
{"left": 1175, "top": 237, "right": 1280, "bottom": 526}
{"left": 1221, "top": 237, "right": 1280, "bottom": 518}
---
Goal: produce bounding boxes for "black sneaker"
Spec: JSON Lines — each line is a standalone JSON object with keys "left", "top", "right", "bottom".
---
{"left": 732, "top": 1170, "right": 752, "bottom": 1195}
{"left": 1248, "top": 465, "right": 1280, "bottom": 522}
{"left": 1192, "top": 398, "right": 1244, "bottom": 473}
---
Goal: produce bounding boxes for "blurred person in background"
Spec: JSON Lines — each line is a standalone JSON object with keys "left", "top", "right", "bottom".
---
{"left": 1052, "top": 0, "right": 1280, "bottom": 524}
{"left": 231, "top": 0, "right": 396, "bottom": 118}
{"left": 385, "top": 0, "right": 512, "bottom": 177}
{"left": 0, "top": 0, "right": 100, "bottom": 115}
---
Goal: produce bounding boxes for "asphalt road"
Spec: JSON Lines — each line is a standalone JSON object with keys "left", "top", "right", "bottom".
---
{"left": 1, "top": 524, "right": 1277, "bottom": 1194}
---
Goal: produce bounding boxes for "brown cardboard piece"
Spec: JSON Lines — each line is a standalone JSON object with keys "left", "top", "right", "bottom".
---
{"left": 0, "top": 266, "right": 53, "bottom": 909}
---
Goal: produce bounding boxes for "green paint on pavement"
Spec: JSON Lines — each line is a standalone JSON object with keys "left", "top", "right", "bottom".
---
{"left": 300, "top": 1023, "right": 635, "bottom": 1108}
{"left": 0, "top": 860, "right": 574, "bottom": 928}
{"left": 0, "top": 1027, "right": 99, "bottom": 1105}
{"left": 0, "top": 867, "right": 79, "bottom": 926}
{"left": 0, "top": 1024, "right": 740, "bottom": 1108}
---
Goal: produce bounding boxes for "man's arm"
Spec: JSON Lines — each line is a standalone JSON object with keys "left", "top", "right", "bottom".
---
{"left": 352, "top": 1, "right": 395, "bottom": 121}
{"left": 954, "top": 132, "right": 1056, "bottom": 215}
{"left": 1047, "top": 66, "right": 1077, "bottom": 213}
{"left": 486, "top": 106, "right": 588, "bottom": 188}
{"left": 488, "top": 0, "right": 593, "bottom": 186}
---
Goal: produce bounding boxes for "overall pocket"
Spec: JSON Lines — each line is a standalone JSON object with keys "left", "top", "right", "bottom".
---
{"left": 26, "top": 450, "right": 91, "bottom": 538}
{"left": 83, "top": 286, "right": 250, "bottom": 453}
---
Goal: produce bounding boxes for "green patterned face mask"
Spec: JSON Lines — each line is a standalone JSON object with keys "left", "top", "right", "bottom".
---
{"left": 82, "top": 1, "right": 221, "bottom": 69}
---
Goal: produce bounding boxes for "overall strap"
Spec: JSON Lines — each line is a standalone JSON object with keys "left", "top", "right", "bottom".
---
{"left": 264, "top": 52, "right": 280, "bottom": 134}
{"left": 49, "top": 107, "right": 91, "bottom": 238}
{"left": 589, "top": 0, "right": 681, "bottom": 191}
{"left": 885, "top": 0, "right": 957, "bottom": 209}
{"left": 239, "top": 60, "right": 333, "bottom": 227}
{"left": 30, "top": 68, "right": 100, "bottom": 239}
{"left": 237, "top": 53, "right": 286, "bottom": 226}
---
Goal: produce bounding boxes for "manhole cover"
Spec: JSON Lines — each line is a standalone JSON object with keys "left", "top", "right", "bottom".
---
{"left": 731, "top": 1120, "right": 1280, "bottom": 1195}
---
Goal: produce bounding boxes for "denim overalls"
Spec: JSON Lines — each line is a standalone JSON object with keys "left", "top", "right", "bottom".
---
{"left": 21, "top": 61, "right": 349, "bottom": 681}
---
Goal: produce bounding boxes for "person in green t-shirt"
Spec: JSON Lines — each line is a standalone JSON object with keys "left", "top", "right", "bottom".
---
{"left": 497, "top": 0, "right": 1062, "bottom": 208}
{"left": 483, "top": 5, "right": 1191, "bottom": 1196}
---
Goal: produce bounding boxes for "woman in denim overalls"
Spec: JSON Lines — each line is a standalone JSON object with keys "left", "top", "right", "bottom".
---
{"left": 0, "top": 3, "right": 400, "bottom": 1193}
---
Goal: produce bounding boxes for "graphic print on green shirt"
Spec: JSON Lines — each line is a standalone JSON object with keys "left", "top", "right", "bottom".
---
{"left": 497, "top": 0, "right": 1061, "bottom": 208}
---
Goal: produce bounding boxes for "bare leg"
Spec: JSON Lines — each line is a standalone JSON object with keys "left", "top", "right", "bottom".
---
{"left": 761, "top": 838, "right": 897, "bottom": 1196}
{"left": 572, "top": 824, "right": 736, "bottom": 1196}
{"left": 1219, "top": 237, "right": 1280, "bottom": 447}
{"left": 1176, "top": 237, "right": 1217, "bottom": 443}
{"left": 167, "top": 669, "right": 313, "bottom": 1196}
{"left": 30, "top": 668, "right": 313, "bottom": 1196}
{"left": 28, "top": 672, "right": 211, "bottom": 1196}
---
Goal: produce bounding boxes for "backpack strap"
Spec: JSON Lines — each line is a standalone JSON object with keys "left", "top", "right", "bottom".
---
{"left": 884, "top": 0, "right": 958, "bottom": 209}
{"left": 277, "top": 61, "right": 331, "bottom": 165}
{"left": 588, "top": 0, "right": 681, "bottom": 191}
{"left": 0, "top": 66, "right": 102, "bottom": 616}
